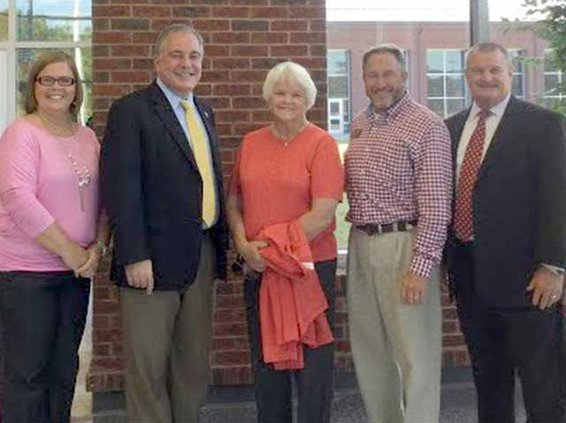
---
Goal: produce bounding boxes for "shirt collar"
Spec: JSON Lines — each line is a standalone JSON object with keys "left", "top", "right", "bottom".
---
{"left": 470, "top": 93, "right": 511, "bottom": 119}
{"left": 364, "top": 91, "right": 411, "bottom": 121}
{"left": 156, "top": 78, "right": 194, "bottom": 110}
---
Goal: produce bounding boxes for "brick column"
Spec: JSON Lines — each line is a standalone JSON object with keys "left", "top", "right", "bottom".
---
{"left": 89, "top": 0, "right": 329, "bottom": 391}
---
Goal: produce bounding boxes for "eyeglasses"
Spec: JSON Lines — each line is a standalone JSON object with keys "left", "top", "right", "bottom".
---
{"left": 35, "top": 76, "right": 77, "bottom": 87}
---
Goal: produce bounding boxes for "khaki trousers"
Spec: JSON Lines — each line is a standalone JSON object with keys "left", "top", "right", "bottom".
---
{"left": 119, "top": 236, "right": 214, "bottom": 423}
{"left": 346, "top": 228, "right": 441, "bottom": 423}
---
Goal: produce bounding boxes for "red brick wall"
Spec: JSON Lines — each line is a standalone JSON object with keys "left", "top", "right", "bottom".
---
{"left": 89, "top": 0, "right": 330, "bottom": 391}
{"left": 88, "top": 0, "right": 468, "bottom": 392}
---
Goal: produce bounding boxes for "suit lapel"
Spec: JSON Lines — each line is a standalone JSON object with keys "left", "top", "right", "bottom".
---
{"left": 149, "top": 82, "right": 199, "bottom": 171}
{"left": 476, "top": 96, "right": 518, "bottom": 183}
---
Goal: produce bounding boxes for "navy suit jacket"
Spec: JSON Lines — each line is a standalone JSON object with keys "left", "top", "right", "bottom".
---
{"left": 101, "top": 81, "right": 228, "bottom": 290}
{"left": 445, "top": 96, "right": 566, "bottom": 308}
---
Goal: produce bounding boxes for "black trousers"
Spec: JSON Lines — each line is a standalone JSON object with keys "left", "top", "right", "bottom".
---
{"left": 244, "top": 259, "right": 336, "bottom": 423}
{"left": 0, "top": 271, "right": 90, "bottom": 423}
{"left": 451, "top": 243, "right": 566, "bottom": 423}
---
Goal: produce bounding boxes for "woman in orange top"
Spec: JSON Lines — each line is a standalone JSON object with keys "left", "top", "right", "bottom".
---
{"left": 227, "top": 61, "right": 344, "bottom": 423}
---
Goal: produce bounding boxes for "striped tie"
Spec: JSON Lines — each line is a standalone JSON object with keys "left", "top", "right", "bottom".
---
{"left": 181, "top": 100, "right": 217, "bottom": 227}
{"left": 454, "top": 109, "right": 489, "bottom": 241}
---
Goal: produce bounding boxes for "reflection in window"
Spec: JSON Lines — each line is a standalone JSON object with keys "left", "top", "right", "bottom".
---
{"left": 327, "top": 50, "right": 351, "bottom": 136}
{"left": 509, "top": 49, "right": 524, "bottom": 99}
{"left": 0, "top": 0, "right": 7, "bottom": 41}
{"left": 426, "top": 49, "right": 467, "bottom": 118}
{"left": 16, "top": 48, "right": 92, "bottom": 121}
{"left": 543, "top": 49, "right": 564, "bottom": 110}
{"left": 16, "top": 0, "right": 91, "bottom": 42}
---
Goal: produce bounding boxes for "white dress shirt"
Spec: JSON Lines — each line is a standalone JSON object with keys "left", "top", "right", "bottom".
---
{"left": 456, "top": 93, "right": 511, "bottom": 184}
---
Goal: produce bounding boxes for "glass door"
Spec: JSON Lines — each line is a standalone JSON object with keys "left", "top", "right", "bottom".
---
{"left": 328, "top": 99, "right": 344, "bottom": 134}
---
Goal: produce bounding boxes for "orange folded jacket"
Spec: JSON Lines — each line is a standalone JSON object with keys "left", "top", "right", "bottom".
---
{"left": 257, "top": 221, "right": 334, "bottom": 370}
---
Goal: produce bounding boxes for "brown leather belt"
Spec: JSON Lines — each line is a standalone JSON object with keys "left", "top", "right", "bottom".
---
{"left": 355, "top": 220, "right": 417, "bottom": 236}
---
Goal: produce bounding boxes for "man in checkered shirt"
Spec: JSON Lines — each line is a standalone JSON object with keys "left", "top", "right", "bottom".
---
{"left": 344, "top": 44, "right": 452, "bottom": 423}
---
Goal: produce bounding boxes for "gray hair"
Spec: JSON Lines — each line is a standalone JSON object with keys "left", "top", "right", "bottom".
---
{"left": 154, "top": 23, "right": 204, "bottom": 56}
{"left": 362, "top": 44, "right": 407, "bottom": 75}
{"left": 465, "top": 42, "right": 512, "bottom": 68}
{"left": 262, "top": 61, "right": 318, "bottom": 110}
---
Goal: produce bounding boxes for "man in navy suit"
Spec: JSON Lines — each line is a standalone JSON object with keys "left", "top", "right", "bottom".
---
{"left": 445, "top": 42, "right": 566, "bottom": 423}
{"left": 101, "top": 24, "right": 227, "bottom": 423}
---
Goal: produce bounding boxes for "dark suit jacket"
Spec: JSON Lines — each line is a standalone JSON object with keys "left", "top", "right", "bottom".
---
{"left": 445, "top": 96, "right": 566, "bottom": 308}
{"left": 101, "top": 81, "right": 228, "bottom": 290}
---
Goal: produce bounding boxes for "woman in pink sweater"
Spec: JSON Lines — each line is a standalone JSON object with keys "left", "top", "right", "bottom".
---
{"left": 0, "top": 51, "right": 108, "bottom": 423}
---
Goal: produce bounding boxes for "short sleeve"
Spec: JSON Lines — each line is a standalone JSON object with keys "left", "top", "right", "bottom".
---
{"left": 310, "top": 133, "right": 345, "bottom": 202}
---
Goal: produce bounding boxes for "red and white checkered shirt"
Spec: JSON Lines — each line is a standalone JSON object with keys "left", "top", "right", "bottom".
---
{"left": 345, "top": 93, "right": 453, "bottom": 278}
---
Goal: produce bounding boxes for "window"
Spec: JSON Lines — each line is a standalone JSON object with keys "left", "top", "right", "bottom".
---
{"left": 509, "top": 49, "right": 524, "bottom": 99}
{"left": 0, "top": 0, "right": 91, "bottom": 133}
{"left": 427, "top": 49, "right": 467, "bottom": 118}
{"left": 543, "top": 49, "right": 564, "bottom": 110}
{"left": 0, "top": 0, "right": 7, "bottom": 41}
{"left": 327, "top": 49, "right": 351, "bottom": 137}
{"left": 16, "top": 0, "right": 91, "bottom": 42}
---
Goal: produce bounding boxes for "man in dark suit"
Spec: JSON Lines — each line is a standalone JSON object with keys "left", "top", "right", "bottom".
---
{"left": 101, "top": 24, "right": 227, "bottom": 423}
{"left": 445, "top": 42, "right": 566, "bottom": 423}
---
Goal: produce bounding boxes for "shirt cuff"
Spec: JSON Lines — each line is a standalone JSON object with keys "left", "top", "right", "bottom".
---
{"left": 409, "top": 255, "right": 434, "bottom": 279}
{"left": 540, "top": 263, "right": 565, "bottom": 275}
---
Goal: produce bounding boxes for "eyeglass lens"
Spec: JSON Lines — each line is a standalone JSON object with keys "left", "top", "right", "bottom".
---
{"left": 36, "top": 76, "right": 76, "bottom": 86}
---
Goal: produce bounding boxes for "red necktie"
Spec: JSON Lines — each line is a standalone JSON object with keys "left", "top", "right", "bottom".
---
{"left": 454, "top": 110, "right": 489, "bottom": 241}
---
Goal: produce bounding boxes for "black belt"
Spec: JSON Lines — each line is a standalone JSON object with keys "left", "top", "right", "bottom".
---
{"left": 355, "top": 220, "right": 417, "bottom": 236}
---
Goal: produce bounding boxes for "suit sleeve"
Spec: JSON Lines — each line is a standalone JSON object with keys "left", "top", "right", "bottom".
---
{"left": 534, "top": 114, "right": 566, "bottom": 268}
{"left": 101, "top": 99, "right": 150, "bottom": 266}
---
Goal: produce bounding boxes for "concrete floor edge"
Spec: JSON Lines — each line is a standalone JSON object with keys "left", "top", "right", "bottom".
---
{"left": 92, "top": 366, "right": 515, "bottom": 423}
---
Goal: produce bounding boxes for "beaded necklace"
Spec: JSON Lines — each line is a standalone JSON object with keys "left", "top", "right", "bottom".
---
{"left": 38, "top": 113, "right": 91, "bottom": 211}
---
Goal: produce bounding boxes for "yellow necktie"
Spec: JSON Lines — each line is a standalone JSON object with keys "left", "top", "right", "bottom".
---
{"left": 181, "top": 100, "right": 217, "bottom": 227}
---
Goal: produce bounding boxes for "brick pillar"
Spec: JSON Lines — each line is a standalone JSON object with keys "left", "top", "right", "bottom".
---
{"left": 89, "top": 0, "right": 329, "bottom": 391}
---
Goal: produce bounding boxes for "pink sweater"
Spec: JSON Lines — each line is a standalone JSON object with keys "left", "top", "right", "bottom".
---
{"left": 0, "top": 118, "right": 101, "bottom": 271}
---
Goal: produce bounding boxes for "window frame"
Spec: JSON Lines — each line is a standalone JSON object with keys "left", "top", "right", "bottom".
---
{"left": 426, "top": 48, "right": 468, "bottom": 118}
{"left": 0, "top": 0, "right": 90, "bottom": 132}
{"left": 327, "top": 48, "right": 352, "bottom": 135}
{"left": 543, "top": 48, "right": 565, "bottom": 106}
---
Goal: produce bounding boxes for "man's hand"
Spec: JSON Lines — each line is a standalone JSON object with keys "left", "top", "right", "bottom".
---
{"left": 237, "top": 240, "right": 268, "bottom": 273}
{"left": 125, "top": 259, "right": 154, "bottom": 295}
{"left": 527, "top": 267, "right": 564, "bottom": 310}
{"left": 401, "top": 272, "right": 427, "bottom": 305}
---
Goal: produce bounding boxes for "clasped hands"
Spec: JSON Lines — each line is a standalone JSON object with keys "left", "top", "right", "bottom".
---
{"left": 236, "top": 240, "right": 268, "bottom": 273}
{"left": 62, "top": 242, "right": 103, "bottom": 279}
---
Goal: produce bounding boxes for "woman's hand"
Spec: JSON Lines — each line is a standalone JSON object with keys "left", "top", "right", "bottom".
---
{"left": 61, "top": 244, "right": 89, "bottom": 277}
{"left": 237, "top": 240, "right": 268, "bottom": 272}
{"left": 76, "top": 244, "right": 103, "bottom": 278}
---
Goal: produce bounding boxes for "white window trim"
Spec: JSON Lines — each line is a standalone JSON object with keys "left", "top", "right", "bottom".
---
{"left": 543, "top": 49, "right": 565, "bottom": 101}
{"left": 426, "top": 49, "right": 468, "bottom": 118}
{"left": 0, "top": 0, "right": 90, "bottom": 131}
